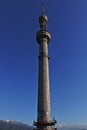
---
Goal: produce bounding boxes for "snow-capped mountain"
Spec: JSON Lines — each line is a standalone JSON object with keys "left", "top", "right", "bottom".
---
{"left": 57, "top": 124, "right": 87, "bottom": 130}
{"left": 0, "top": 120, "right": 87, "bottom": 130}
{"left": 0, "top": 120, "right": 32, "bottom": 130}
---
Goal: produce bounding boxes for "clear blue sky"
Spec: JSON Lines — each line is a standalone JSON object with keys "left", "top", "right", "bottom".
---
{"left": 0, "top": 0, "right": 87, "bottom": 125}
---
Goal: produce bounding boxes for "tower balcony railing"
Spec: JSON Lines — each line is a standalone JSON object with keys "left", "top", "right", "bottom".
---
{"left": 33, "top": 119, "right": 57, "bottom": 127}
{"left": 33, "top": 128, "right": 57, "bottom": 130}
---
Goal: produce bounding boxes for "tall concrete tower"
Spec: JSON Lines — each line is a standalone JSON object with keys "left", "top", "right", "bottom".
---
{"left": 33, "top": 1, "right": 57, "bottom": 130}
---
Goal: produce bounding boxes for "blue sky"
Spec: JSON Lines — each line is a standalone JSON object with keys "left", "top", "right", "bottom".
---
{"left": 0, "top": 0, "right": 87, "bottom": 125}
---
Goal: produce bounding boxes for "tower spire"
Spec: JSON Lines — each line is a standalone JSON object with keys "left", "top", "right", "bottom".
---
{"left": 39, "top": 0, "right": 48, "bottom": 31}
{"left": 42, "top": 0, "right": 45, "bottom": 15}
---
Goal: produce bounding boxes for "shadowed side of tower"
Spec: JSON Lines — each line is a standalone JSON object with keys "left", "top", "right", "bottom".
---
{"left": 33, "top": 1, "right": 57, "bottom": 130}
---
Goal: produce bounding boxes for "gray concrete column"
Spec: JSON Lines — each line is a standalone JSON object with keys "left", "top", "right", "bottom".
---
{"left": 37, "top": 38, "right": 50, "bottom": 122}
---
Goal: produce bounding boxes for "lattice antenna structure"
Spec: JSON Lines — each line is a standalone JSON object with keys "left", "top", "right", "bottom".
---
{"left": 42, "top": 0, "right": 45, "bottom": 15}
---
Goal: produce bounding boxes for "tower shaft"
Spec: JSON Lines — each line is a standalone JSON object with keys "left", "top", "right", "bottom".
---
{"left": 38, "top": 37, "right": 50, "bottom": 122}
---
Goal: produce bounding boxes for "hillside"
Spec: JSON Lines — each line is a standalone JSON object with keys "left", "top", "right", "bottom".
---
{"left": 0, "top": 120, "right": 32, "bottom": 130}
{"left": 0, "top": 120, "right": 87, "bottom": 130}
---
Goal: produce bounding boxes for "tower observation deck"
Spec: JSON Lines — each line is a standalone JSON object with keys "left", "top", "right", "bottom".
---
{"left": 33, "top": 1, "right": 57, "bottom": 130}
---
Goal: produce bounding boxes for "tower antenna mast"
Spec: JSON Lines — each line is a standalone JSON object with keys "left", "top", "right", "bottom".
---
{"left": 42, "top": 0, "right": 45, "bottom": 15}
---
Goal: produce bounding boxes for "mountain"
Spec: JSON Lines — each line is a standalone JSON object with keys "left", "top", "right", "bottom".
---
{"left": 57, "top": 124, "right": 87, "bottom": 130}
{"left": 0, "top": 120, "right": 87, "bottom": 130}
{"left": 0, "top": 120, "right": 32, "bottom": 130}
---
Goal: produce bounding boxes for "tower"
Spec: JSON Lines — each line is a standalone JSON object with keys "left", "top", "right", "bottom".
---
{"left": 33, "top": 1, "right": 57, "bottom": 130}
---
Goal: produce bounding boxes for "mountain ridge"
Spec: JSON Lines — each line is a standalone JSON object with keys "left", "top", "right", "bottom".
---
{"left": 0, "top": 120, "right": 87, "bottom": 130}
{"left": 0, "top": 120, "right": 32, "bottom": 130}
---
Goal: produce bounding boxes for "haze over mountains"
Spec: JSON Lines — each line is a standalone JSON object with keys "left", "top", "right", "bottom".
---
{"left": 0, "top": 120, "right": 32, "bottom": 130}
{"left": 0, "top": 120, "right": 87, "bottom": 130}
{"left": 57, "top": 124, "right": 87, "bottom": 130}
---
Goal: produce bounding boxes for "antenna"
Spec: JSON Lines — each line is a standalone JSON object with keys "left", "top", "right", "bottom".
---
{"left": 42, "top": 0, "right": 45, "bottom": 15}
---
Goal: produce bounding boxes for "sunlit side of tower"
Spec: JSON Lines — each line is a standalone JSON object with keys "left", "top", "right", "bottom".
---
{"left": 33, "top": 1, "right": 57, "bottom": 130}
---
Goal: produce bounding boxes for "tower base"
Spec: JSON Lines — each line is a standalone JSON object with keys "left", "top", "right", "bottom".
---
{"left": 33, "top": 119, "right": 57, "bottom": 130}
{"left": 33, "top": 127, "right": 57, "bottom": 130}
